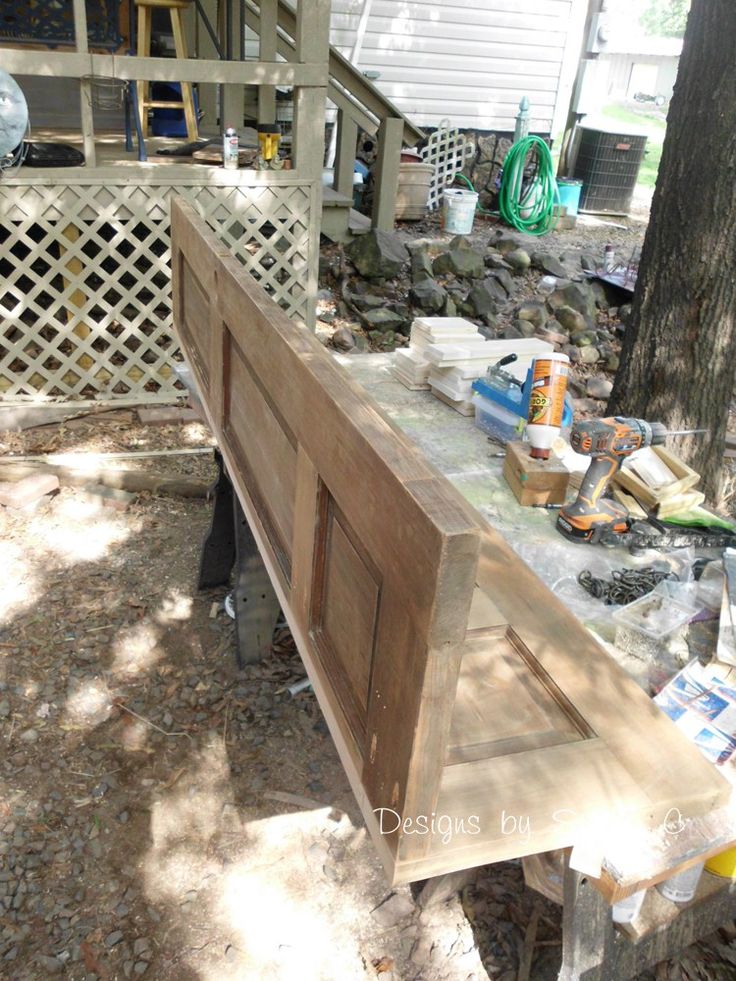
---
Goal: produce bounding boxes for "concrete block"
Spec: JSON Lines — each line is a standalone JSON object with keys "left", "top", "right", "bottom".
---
{"left": 0, "top": 473, "right": 60, "bottom": 509}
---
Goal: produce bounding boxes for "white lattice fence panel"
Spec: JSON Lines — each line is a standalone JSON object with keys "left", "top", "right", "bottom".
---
{"left": 0, "top": 180, "right": 314, "bottom": 401}
{"left": 421, "top": 119, "right": 476, "bottom": 212}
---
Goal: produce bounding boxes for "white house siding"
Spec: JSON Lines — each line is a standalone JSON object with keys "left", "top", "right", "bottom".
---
{"left": 328, "top": 0, "right": 586, "bottom": 134}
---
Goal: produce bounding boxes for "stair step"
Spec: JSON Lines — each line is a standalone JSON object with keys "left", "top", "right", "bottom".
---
{"left": 322, "top": 186, "right": 354, "bottom": 208}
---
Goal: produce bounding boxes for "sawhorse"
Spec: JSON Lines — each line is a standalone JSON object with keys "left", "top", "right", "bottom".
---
{"left": 198, "top": 451, "right": 281, "bottom": 667}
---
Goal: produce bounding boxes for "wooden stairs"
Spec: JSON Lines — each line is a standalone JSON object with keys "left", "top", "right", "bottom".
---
{"left": 321, "top": 187, "right": 371, "bottom": 242}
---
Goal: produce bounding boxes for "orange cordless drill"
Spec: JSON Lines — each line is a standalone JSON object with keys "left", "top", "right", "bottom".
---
{"left": 556, "top": 417, "right": 704, "bottom": 544}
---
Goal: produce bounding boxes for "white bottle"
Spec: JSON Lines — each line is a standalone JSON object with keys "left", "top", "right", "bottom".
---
{"left": 525, "top": 352, "right": 570, "bottom": 460}
{"left": 223, "top": 127, "right": 239, "bottom": 170}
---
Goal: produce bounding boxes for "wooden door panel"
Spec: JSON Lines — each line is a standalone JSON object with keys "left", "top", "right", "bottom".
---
{"left": 447, "top": 627, "right": 593, "bottom": 766}
{"left": 310, "top": 488, "right": 382, "bottom": 746}
{"left": 171, "top": 197, "right": 729, "bottom": 886}
{"left": 224, "top": 333, "right": 297, "bottom": 582}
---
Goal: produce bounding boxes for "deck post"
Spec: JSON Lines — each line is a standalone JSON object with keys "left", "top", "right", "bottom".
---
{"left": 333, "top": 108, "right": 358, "bottom": 199}
{"left": 293, "top": 0, "right": 330, "bottom": 329}
{"left": 72, "top": 0, "right": 96, "bottom": 166}
{"left": 258, "top": 0, "right": 278, "bottom": 124}
{"left": 372, "top": 116, "right": 403, "bottom": 232}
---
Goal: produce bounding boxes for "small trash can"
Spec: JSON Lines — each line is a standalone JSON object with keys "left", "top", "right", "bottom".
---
{"left": 442, "top": 189, "right": 478, "bottom": 234}
{"left": 556, "top": 178, "right": 583, "bottom": 217}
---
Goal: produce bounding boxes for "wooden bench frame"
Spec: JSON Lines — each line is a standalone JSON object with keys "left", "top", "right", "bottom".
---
{"left": 171, "top": 197, "right": 728, "bottom": 886}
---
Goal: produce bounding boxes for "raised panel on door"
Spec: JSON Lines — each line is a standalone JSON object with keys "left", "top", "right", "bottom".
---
{"left": 309, "top": 485, "right": 382, "bottom": 749}
{"left": 223, "top": 329, "right": 297, "bottom": 584}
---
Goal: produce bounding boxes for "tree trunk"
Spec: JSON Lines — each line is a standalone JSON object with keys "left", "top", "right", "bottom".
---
{"left": 607, "top": 0, "right": 736, "bottom": 504}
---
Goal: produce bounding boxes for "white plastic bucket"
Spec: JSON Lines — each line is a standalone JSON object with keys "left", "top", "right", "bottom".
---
{"left": 442, "top": 189, "right": 478, "bottom": 234}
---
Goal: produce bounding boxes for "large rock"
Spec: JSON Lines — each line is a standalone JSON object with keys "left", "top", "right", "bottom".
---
{"left": 489, "top": 267, "right": 515, "bottom": 296}
{"left": 590, "top": 280, "right": 610, "bottom": 310}
{"left": 554, "top": 305, "right": 587, "bottom": 334}
{"left": 516, "top": 300, "right": 547, "bottom": 329}
{"left": 410, "top": 248, "right": 434, "bottom": 284}
{"left": 513, "top": 319, "right": 537, "bottom": 338}
{"left": 331, "top": 327, "right": 357, "bottom": 352}
{"left": 580, "top": 252, "right": 597, "bottom": 273}
{"left": 579, "top": 345, "right": 600, "bottom": 364}
{"left": 547, "top": 280, "right": 597, "bottom": 326}
{"left": 490, "top": 232, "right": 524, "bottom": 256}
{"left": 571, "top": 330, "right": 597, "bottom": 347}
{"left": 530, "top": 251, "right": 569, "bottom": 278}
{"left": 505, "top": 248, "right": 531, "bottom": 275}
{"left": 619, "top": 303, "right": 633, "bottom": 325}
{"left": 362, "top": 307, "right": 407, "bottom": 333}
{"left": 346, "top": 229, "right": 409, "bottom": 279}
{"left": 433, "top": 246, "right": 485, "bottom": 280}
{"left": 350, "top": 292, "right": 386, "bottom": 311}
{"left": 484, "top": 251, "right": 513, "bottom": 272}
{"left": 586, "top": 376, "right": 613, "bottom": 400}
{"left": 466, "top": 277, "right": 506, "bottom": 316}
{"left": 410, "top": 278, "right": 446, "bottom": 313}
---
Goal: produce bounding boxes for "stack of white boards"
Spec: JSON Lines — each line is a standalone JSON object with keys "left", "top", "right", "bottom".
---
{"left": 426, "top": 337, "right": 554, "bottom": 413}
{"left": 392, "top": 317, "right": 480, "bottom": 391}
{"left": 393, "top": 317, "right": 554, "bottom": 415}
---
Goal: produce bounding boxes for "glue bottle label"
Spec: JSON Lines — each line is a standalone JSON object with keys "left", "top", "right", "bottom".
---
{"left": 528, "top": 358, "right": 569, "bottom": 428}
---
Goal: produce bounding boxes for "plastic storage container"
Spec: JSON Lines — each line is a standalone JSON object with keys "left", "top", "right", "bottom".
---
{"left": 572, "top": 125, "right": 648, "bottom": 215}
{"left": 473, "top": 391, "right": 523, "bottom": 443}
{"left": 442, "top": 189, "right": 478, "bottom": 234}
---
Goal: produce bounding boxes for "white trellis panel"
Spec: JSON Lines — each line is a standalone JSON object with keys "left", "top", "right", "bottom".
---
{"left": 0, "top": 175, "right": 319, "bottom": 403}
{"left": 421, "top": 119, "right": 476, "bottom": 212}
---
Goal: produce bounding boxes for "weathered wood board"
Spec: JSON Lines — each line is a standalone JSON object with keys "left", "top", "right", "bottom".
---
{"left": 171, "top": 197, "right": 730, "bottom": 885}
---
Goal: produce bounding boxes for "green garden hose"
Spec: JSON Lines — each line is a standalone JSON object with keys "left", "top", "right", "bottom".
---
{"left": 452, "top": 135, "right": 560, "bottom": 235}
{"left": 497, "top": 135, "right": 560, "bottom": 235}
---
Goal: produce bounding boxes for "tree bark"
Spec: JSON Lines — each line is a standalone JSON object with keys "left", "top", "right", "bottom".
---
{"left": 607, "top": 0, "right": 736, "bottom": 504}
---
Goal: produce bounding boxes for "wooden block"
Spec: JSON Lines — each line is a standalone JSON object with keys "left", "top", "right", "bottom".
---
{"left": 614, "top": 445, "right": 700, "bottom": 509}
{"left": 73, "top": 484, "right": 137, "bottom": 512}
{"left": 137, "top": 406, "right": 201, "bottom": 426}
{"left": 0, "top": 473, "right": 59, "bottom": 508}
{"left": 503, "top": 441, "right": 570, "bottom": 506}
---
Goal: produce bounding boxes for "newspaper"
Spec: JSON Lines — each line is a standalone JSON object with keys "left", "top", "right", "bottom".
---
{"left": 655, "top": 659, "right": 736, "bottom": 766}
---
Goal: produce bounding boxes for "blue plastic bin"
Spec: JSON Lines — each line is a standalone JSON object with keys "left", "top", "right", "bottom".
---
{"left": 556, "top": 178, "right": 583, "bottom": 217}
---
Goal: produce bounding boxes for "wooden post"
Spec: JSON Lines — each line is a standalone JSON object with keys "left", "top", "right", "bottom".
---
{"left": 194, "top": 0, "right": 219, "bottom": 134}
{"left": 333, "top": 108, "right": 358, "bottom": 199}
{"left": 371, "top": 116, "right": 403, "bottom": 232}
{"left": 72, "top": 0, "right": 96, "bottom": 166}
{"left": 293, "top": 0, "right": 330, "bottom": 330}
{"left": 258, "top": 0, "right": 278, "bottom": 125}
{"left": 222, "top": 0, "right": 244, "bottom": 130}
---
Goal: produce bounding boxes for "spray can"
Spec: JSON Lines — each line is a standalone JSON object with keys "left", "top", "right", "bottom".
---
{"left": 525, "top": 352, "right": 570, "bottom": 460}
{"left": 604, "top": 244, "right": 615, "bottom": 271}
{"left": 223, "top": 126, "right": 239, "bottom": 170}
{"left": 656, "top": 862, "right": 704, "bottom": 904}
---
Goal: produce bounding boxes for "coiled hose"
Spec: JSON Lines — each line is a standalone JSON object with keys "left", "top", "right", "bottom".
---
{"left": 453, "top": 134, "right": 560, "bottom": 236}
{"left": 498, "top": 135, "right": 560, "bottom": 235}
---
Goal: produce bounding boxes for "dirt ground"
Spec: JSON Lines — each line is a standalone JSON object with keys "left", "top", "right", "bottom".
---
{"left": 1, "top": 402, "right": 736, "bottom": 981}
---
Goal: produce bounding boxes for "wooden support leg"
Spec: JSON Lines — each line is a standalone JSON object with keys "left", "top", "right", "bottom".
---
{"left": 371, "top": 116, "right": 404, "bottom": 232}
{"left": 136, "top": 3, "right": 151, "bottom": 137}
{"left": 198, "top": 450, "right": 236, "bottom": 589}
{"left": 232, "top": 494, "right": 281, "bottom": 668}
{"left": 559, "top": 860, "right": 736, "bottom": 980}
{"left": 559, "top": 863, "right": 613, "bottom": 981}
{"left": 170, "top": 6, "right": 200, "bottom": 140}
